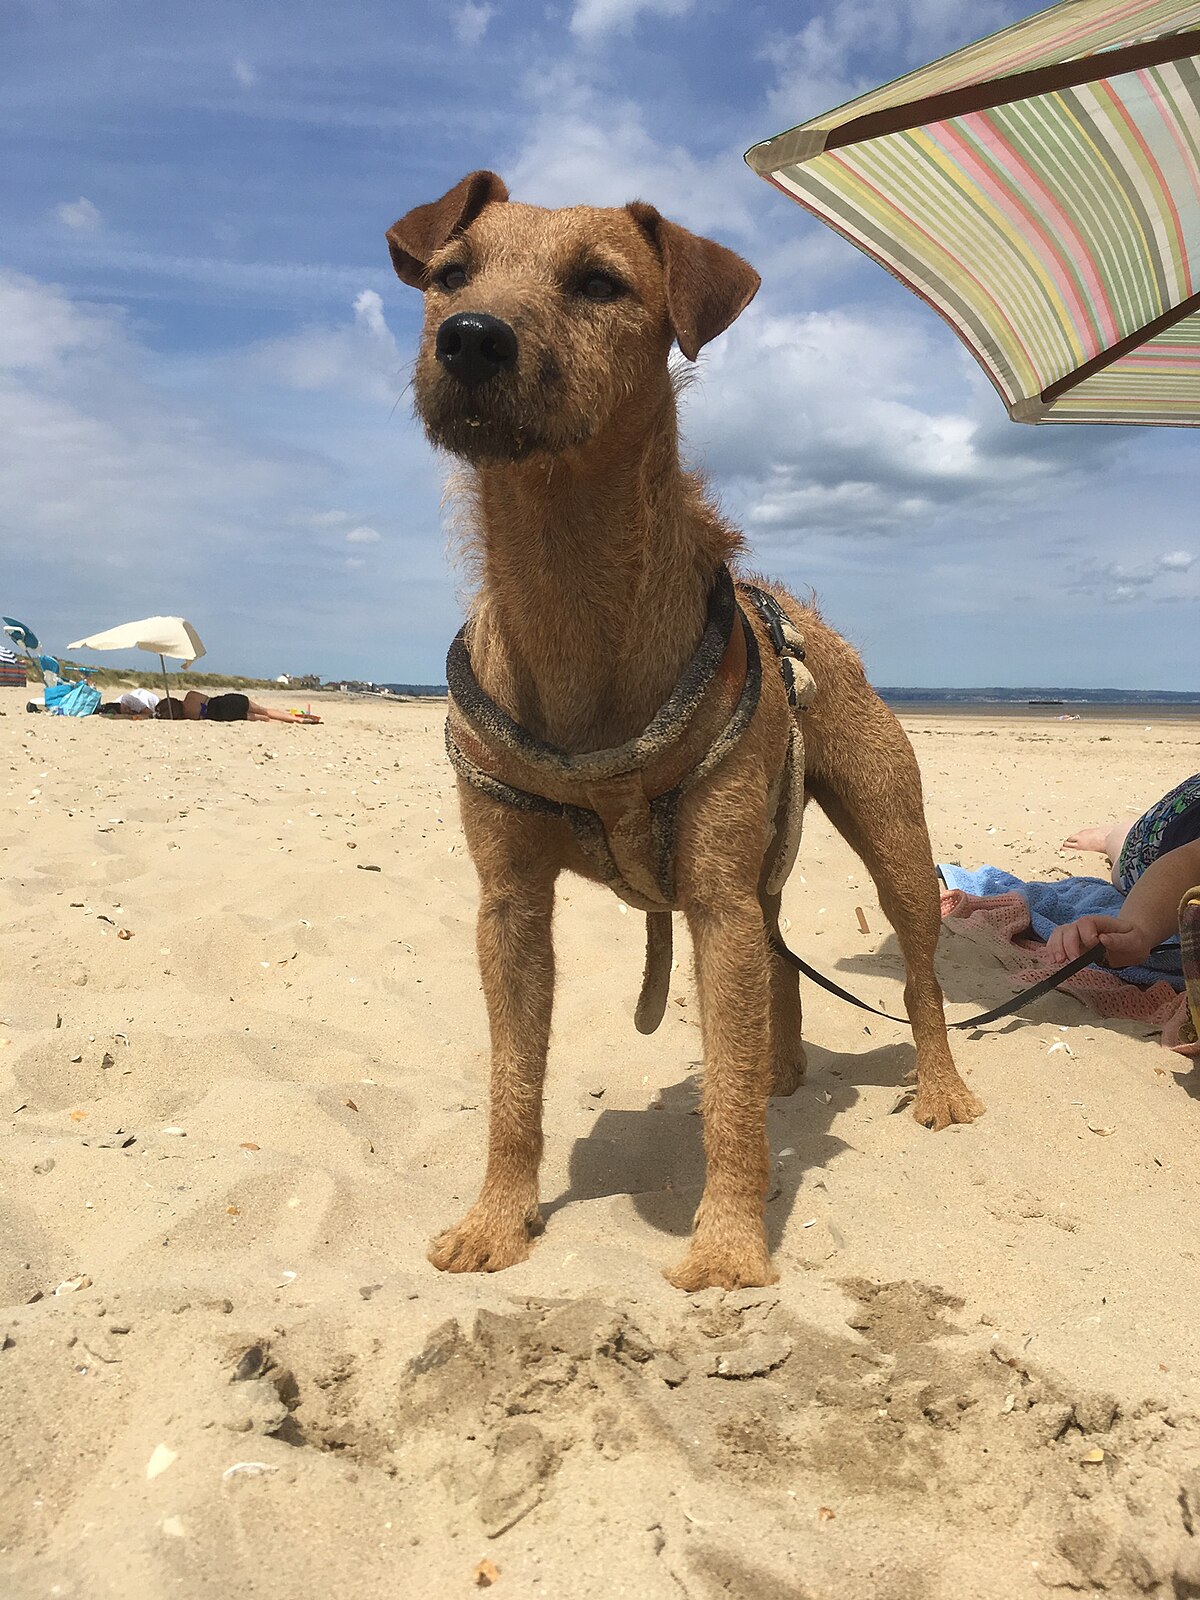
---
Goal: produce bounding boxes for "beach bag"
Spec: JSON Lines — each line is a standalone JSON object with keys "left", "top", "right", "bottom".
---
{"left": 49, "top": 681, "right": 101, "bottom": 717}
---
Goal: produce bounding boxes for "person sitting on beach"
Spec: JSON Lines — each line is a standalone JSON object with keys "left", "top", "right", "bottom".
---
{"left": 157, "top": 690, "right": 319, "bottom": 724}
{"left": 1049, "top": 774, "right": 1200, "bottom": 967}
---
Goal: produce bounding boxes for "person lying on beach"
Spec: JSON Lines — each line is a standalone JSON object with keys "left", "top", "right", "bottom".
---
{"left": 156, "top": 690, "right": 319, "bottom": 724}
{"left": 99, "top": 688, "right": 161, "bottom": 717}
{"left": 1050, "top": 774, "right": 1200, "bottom": 967}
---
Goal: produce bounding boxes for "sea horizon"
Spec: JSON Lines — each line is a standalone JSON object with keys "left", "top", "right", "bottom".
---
{"left": 381, "top": 681, "right": 1200, "bottom": 712}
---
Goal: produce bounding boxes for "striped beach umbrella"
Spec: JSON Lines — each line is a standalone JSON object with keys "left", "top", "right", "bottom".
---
{"left": 747, "top": 0, "right": 1200, "bottom": 425}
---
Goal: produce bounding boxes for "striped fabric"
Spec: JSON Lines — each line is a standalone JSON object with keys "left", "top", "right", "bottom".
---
{"left": 759, "top": 0, "right": 1200, "bottom": 149}
{"left": 1049, "top": 308, "right": 1200, "bottom": 418}
{"left": 748, "top": 0, "right": 1200, "bottom": 425}
{"left": 0, "top": 645, "right": 27, "bottom": 688}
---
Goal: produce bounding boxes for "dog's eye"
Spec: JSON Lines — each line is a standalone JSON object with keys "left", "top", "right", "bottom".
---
{"left": 579, "top": 272, "right": 624, "bottom": 303}
{"left": 434, "top": 264, "right": 468, "bottom": 292}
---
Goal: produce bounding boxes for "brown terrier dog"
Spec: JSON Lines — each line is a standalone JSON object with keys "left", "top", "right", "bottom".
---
{"left": 387, "top": 172, "right": 983, "bottom": 1292}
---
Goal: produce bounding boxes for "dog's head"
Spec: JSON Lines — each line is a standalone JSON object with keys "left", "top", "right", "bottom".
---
{"left": 387, "top": 172, "right": 760, "bottom": 464}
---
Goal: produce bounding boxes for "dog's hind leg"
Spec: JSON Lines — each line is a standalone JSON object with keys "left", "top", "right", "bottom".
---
{"left": 760, "top": 885, "right": 807, "bottom": 1096}
{"left": 793, "top": 610, "right": 983, "bottom": 1129}
{"left": 428, "top": 800, "right": 559, "bottom": 1274}
{"left": 805, "top": 739, "right": 984, "bottom": 1129}
{"left": 668, "top": 889, "right": 778, "bottom": 1291}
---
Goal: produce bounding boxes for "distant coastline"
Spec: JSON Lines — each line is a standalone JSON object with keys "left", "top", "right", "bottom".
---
{"left": 876, "top": 687, "right": 1200, "bottom": 721}
{"left": 381, "top": 683, "right": 1200, "bottom": 715}
{"left": 873, "top": 687, "right": 1200, "bottom": 707}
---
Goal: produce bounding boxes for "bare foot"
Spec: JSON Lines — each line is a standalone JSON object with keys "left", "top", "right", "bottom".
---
{"left": 428, "top": 1202, "right": 541, "bottom": 1274}
{"left": 1062, "top": 825, "right": 1108, "bottom": 853}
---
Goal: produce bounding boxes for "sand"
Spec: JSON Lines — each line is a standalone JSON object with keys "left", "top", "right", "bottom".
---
{"left": 2, "top": 686, "right": 1199, "bottom": 1600}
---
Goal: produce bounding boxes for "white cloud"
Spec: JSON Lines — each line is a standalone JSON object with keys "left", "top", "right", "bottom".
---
{"left": 507, "top": 67, "right": 754, "bottom": 238}
{"left": 676, "top": 304, "right": 1093, "bottom": 541}
{"left": 236, "top": 286, "right": 404, "bottom": 401}
{"left": 0, "top": 269, "right": 451, "bottom": 678}
{"left": 353, "top": 288, "right": 387, "bottom": 337}
{"left": 761, "top": 0, "right": 1016, "bottom": 130}
{"left": 1102, "top": 564, "right": 1156, "bottom": 589}
{"left": 345, "top": 525, "right": 381, "bottom": 544}
{"left": 44, "top": 236, "right": 376, "bottom": 306}
{"left": 453, "top": 3, "right": 495, "bottom": 45}
{"left": 232, "top": 56, "right": 257, "bottom": 88}
{"left": 0, "top": 271, "right": 321, "bottom": 559}
{"left": 1063, "top": 552, "right": 1200, "bottom": 608}
{"left": 344, "top": 556, "right": 366, "bottom": 570}
{"left": 570, "top": 0, "right": 692, "bottom": 39}
{"left": 0, "top": 274, "right": 114, "bottom": 369}
{"left": 55, "top": 197, "right": 103, "bottom": 232}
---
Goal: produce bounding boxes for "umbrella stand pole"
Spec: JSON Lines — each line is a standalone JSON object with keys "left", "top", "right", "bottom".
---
{"left": 158, "top": 653, "right": 171, "bottom": 708}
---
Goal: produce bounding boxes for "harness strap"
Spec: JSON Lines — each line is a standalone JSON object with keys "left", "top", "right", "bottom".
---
{"left": 635, "top": 911, "right": 673, "bottom": 1035}
{"left": 767, "top": 933, "right": 1108, "bottom": 1029}
{"left": 446, "top": 564, "right": 741, "bottom": 785}
{"left": 445, "top": 566, "right": 763, "bottom": 908}
{"left": 737, "top": 582, "right": 815, "bottom": 713}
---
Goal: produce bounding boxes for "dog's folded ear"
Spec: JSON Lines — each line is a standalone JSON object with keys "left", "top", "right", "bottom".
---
{"left": 627, "top": 203, "right": 760, "bottom": 360}
{"left": 387, "top": 171, "right": 509, "bottom": 288}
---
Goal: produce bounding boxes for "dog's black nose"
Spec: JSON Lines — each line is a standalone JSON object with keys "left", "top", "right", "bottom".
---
{"left": 434, "top": 312, "right": 518, "bottom": 387}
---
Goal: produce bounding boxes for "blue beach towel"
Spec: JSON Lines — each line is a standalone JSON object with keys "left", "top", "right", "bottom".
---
{"left": 938, "top": 863, "right": 1183, "bottom": 989}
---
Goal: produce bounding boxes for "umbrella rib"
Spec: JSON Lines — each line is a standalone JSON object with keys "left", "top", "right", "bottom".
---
{"left": 1040, "top": 284, "right": 1200, "bottom": 402}
{"left": 819, "top": 28, "right": 1200, "bottom": 156}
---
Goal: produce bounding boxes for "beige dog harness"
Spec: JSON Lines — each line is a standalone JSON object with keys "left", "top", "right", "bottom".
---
{"left": 445, "top": 565, "right": 813, "bottom": 1030}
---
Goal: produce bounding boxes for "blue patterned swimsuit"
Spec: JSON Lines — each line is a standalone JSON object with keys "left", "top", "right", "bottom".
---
{"left": 1115, "top": 773, "right": 1200, "bottom": 892}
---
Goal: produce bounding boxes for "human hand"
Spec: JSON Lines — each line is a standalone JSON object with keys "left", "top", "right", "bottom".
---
{"left": 1046, "top": 914, "right": 1152, "bottom": 969}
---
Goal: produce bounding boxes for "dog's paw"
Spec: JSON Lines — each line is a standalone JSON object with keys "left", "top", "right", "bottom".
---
{"left": 665, "top": 1234, "right": 778, "bottom": 1293}
{"left": 910, "top": 1078, "right": 985, "bottom": 1131}
{"left": 428, "top": 1205, "right": 540, "bottom": 1274}
{"left": 770, "top": 1045, "right": 807, "bottom": 1097}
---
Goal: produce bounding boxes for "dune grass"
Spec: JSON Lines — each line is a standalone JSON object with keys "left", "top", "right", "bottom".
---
{"left": 41, "top": 660, "right": 285, "bottom": 692}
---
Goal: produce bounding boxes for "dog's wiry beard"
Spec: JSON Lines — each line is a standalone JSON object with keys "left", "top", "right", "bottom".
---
{"left": 422, "top": 413, "right": 543, "bottom": 464}
{"left": 414, "top": 369, "right": 595, "bottom": 466}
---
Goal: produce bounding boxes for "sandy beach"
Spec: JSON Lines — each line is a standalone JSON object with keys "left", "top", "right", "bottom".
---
{"left": 2, "top": 687, "right": 1199, "bottom": 1600}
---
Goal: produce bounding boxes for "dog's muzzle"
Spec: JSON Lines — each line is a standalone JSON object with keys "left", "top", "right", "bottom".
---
{"left": 435, "top": 312, "right": 518, "bottom": 388}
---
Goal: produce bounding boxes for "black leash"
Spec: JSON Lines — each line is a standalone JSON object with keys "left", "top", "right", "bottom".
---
{"left": 767, "top": 934, "right": 1107, "bottom": 1030}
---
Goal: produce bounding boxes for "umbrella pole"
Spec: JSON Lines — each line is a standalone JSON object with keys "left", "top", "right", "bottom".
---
{"left": 158, "top": 653, "right": 171, "bottom": 708}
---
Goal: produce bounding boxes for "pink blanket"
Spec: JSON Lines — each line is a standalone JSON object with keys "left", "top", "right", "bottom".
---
{"left": 939, "top": 888, "right": 1198, "bottom": 1056}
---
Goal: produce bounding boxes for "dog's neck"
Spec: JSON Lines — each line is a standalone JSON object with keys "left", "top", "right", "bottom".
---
{"left": 463, "top": 400, "right": 740, "bottom": 752}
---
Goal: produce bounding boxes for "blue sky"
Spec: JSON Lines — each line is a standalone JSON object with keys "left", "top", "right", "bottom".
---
{"left": 3, "top": 0, "right": 1196, "bottom": 688}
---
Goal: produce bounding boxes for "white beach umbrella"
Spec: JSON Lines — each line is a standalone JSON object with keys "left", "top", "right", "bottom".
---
{"left": 68, "top": 616, "right": 206, "bottom": 703}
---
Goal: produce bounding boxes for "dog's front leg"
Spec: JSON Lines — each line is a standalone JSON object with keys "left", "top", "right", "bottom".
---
{"left": 668, "top": 892, "right": 777, "bottom": 1291}
{"left": 429, "top": 805, "right": 558, "bottom": 1274}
